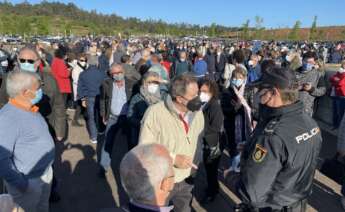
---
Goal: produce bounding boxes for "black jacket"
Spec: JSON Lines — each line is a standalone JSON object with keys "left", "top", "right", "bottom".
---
{"left": 215, "top": 53, "right": 227, "bottom": 73}
{"left": 0, "top": 68, "right": 66, "bottom": 138}
{"left": 100, "top": 77, "right": 139, "bottom": 121}
{"left": 238, "top": 101, "right": 322, "bottom": 210}
{"left": 202, "top": 98, "right": 224, "bottom": 147}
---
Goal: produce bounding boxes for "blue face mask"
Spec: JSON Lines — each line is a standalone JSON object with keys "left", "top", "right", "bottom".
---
{"left": 302, "top": 63, "right": 314, "bottom": 72}
{"left": 31, "top": 88, "right": 43, "bottom": 105}
{"left": 231, "top": 79, "right": 244, "bottom": 87}
{"left": 20, "top": 62, "right": 36, "bottom": 72}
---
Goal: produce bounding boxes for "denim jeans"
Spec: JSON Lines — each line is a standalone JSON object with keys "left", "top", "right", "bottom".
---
{"left": 86, "top": 97, "right": 98, "bottom": 140}
{"left": 98, "top": 115, "right": 128, "bottom": 170}
{"left": 5, "top": 166, "right": 53, "bottom": 212}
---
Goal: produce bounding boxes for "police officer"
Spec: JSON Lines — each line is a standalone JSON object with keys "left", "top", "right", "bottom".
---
{"left": 237, "top": 67, "right": 323, "bottom": 212}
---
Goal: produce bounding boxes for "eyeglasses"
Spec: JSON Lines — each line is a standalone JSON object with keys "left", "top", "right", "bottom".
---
{"left": 79, "top": 59, "right": 87, "bottom": 62}
{"left": 19, "top": 58, "right": 37, "bottom": 64}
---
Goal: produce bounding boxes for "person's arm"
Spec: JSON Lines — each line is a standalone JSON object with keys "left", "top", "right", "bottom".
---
{"left": 77, "top": 73, "right": 86, "bottom": 100}
{"left": 309, "top": 72, "right": 326, "bottom": 97}
{"left": 204, "top": 102, "right": 224, "bottom": 147}
{"left": 138, "top": 106, "right": 159, "bottom": 145}
{"left": 238, "top": 134, "right": 286, "bottom": 207}
{"left": 0, "top": 121, "right": 28, "bottom": 192}
{"left": 99, "top": 82, "right": 107, "bottom": 120}
{"left": 0, "top": 75, "right": 9, "bottom": 109}
{"left": 127, "top": 96, "right": 142, "bottom": 128}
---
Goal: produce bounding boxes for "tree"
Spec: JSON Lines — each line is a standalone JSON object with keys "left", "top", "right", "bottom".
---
{"left": 288, "top": 20, "right": 301, "bottom": 40}
{"left": 254, "top": 16, "right": 264, "bottom": 39}
{"left": 241, "top": 19, "right": 250, "bottom": 40}
{"left": 309, "top": 16, "right": 318, "bottom": 40}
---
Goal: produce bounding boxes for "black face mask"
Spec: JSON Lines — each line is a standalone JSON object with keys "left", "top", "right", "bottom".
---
{"left": 186, "top": 96, "right": 203, "bottom": 112}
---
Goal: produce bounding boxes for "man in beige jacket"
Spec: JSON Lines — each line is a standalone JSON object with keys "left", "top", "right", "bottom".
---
{"left": 139, "top": 74, "right": 204, "bottom": 212}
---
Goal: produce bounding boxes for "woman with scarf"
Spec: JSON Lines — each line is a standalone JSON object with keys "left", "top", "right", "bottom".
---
{"left": 221, "top": 67, "right": 255, "bottom": 173}
{"left": 127, "top": 71, "right": 163, "bottom": 148}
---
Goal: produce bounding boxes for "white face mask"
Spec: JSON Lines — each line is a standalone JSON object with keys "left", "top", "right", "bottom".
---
{"left": 79, "top": 61, "right": 87, "bottom": 67}
{"left": 96, "top": 52, "right": 101, "bottom": 56}
{"left": 199, "top": 92, "right": 211, "bottom": 103}
{"left": 147, "top": 83, "right": 159, "bottom": 94}
{"left": 248, "top": 60, "right": 254, "bottom": 66}
{"left": 339, "top": 67, "right": 345, "bottom": 73}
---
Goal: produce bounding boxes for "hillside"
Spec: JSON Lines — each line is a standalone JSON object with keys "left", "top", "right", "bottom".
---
{"left": 0, "top": 1, "right": 344, "bottom": 40}
{"left": 0, "top": 1, "right": 237, "bottom": 37}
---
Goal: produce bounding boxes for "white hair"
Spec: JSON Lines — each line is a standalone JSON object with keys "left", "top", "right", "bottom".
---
{"left": 6, "top": 71, "right": 41, "bottom": 98}
{"left": 120, "top": 144, "right": 170, "bottom": 203}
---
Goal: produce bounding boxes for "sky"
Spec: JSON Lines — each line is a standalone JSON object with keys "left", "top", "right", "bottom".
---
{"left": 7, "top": 0, "right": 345, "bottom": 28}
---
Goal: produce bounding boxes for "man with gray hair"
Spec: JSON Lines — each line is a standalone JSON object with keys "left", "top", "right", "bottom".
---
{"left": 139, "top": 74, "right": 204, "bottom": 212}
{"left": 0, "top": 71, "right": 55, "bottom": 212}
{"left": 120, "top": 144, "right": 175, "bottom": 212}
{"left": 98, "top": 63, "right": 138, "bottom": 177}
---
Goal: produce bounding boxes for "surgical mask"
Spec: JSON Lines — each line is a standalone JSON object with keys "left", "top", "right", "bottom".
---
{"left": 231, "top": 79, "right": 244, "bottom": 87}
{"left": 339, "top": 68, "right": 345, "bottom": 73}
{"left": 31, "top": 88, "right": 43, "bottom": 105}
{"left": 96, "top": 52, "right": 102, "bottom": 56}
{"left": 113, "top": 73, "right": 125, "bottom": 81}
{"left": 303, "top": 63, "right": 314, "bottom": 72}
{"left": 20, "top": 62, "right": 36, "bottom": 72}
{"left": 147, "top": 83, "right": 159, "bottom": 94}
{"left": 248, "top": 60, "right": 254, "bottom": 67}
{"left": 186, "top": 96, "right": 203, "bottom": 112}
{"left": 78, "top": 61, "right": 87, "bottom": 67}
{"left": 199, "top": 92, "right": 211, "bottom": 103}
{"left": 180, "top": 58, "right": 186, "bottom": 62}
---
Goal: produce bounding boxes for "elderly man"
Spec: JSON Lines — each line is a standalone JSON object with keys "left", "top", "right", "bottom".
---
{"left": 0, "top": 46, "right": 66, "bottom": 140}
{"left": 99, "top": 63, "right": 138, "bottom": 177}
{"left": 0, "top": 71, "right": 55, "bottom": 212}
{"left": 139, "top": 74, "right": 204, "bottom": 212}
{"left": 120, "top": 144, "right": 175, "bottom": 212}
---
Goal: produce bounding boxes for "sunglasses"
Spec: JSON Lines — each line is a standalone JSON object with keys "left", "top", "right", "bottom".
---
{"left": 19, "top": 58, "right": 37, "bottom": 64}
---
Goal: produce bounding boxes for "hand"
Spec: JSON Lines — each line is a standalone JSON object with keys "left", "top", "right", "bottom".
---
{"left": 81, "top": 100, "right": 87, "bottom": 108}
{"left": 334, "top": 77, "right": 340, "bottom": 81}
{"left": 174, "top": 154, "right": 198, "bottom": 170}
{"left": 103, "top": 117, "right": 107, "bottom": 125}
{"left": 303, "top": 83, "right": 312, "bottom": 91}
{"left": 56, "top": 137, "right": 64, "bottom": 142}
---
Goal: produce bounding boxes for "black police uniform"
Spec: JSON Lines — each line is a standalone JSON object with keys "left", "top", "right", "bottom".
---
{"left": 238, "top": 101, "right": 322, "bottom": 211}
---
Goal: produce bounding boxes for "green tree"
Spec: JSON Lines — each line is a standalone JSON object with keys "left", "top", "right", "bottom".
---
{"left": 210, "top": 23, "right": 217, "bottom": 37}
{"left": 36, "top": 18, "right": 50, "bottom": 35}
{"left": 309, "top": 16, "right": 318, "bottom": 40}
{"left": 242, "top": 19, "right": 250, "bottom": 40}
{"left": 288, "top": 20, "right": 301, "bottom": 40}
{"left": 254, "top": 16, "right": 264, "bottom": 39}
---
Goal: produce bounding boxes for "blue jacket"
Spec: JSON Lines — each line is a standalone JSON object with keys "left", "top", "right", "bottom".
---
{"left": 77, "top": 65, "right": 106, "bottom": 99}
{"left": 247, "top": 65, "right": 262, "bottom": 83}
{"left": 193, "top": 59, "right": 208, "bottom": 76}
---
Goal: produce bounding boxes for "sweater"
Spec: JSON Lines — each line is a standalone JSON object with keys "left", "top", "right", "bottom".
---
{"left": 0, "top": 103, "right": 55, "bottom": 191}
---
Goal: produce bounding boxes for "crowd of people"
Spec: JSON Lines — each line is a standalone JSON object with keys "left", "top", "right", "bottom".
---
{"left": 0, "top": 37, "right": 344, "bottom": 212}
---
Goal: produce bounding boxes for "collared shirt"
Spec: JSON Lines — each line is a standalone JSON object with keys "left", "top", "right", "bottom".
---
{"left": 130, "top": 201, "right": 174, "bottom": 212}
{"left": 111, "top": 81, "right": 128, "bottom": 116}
